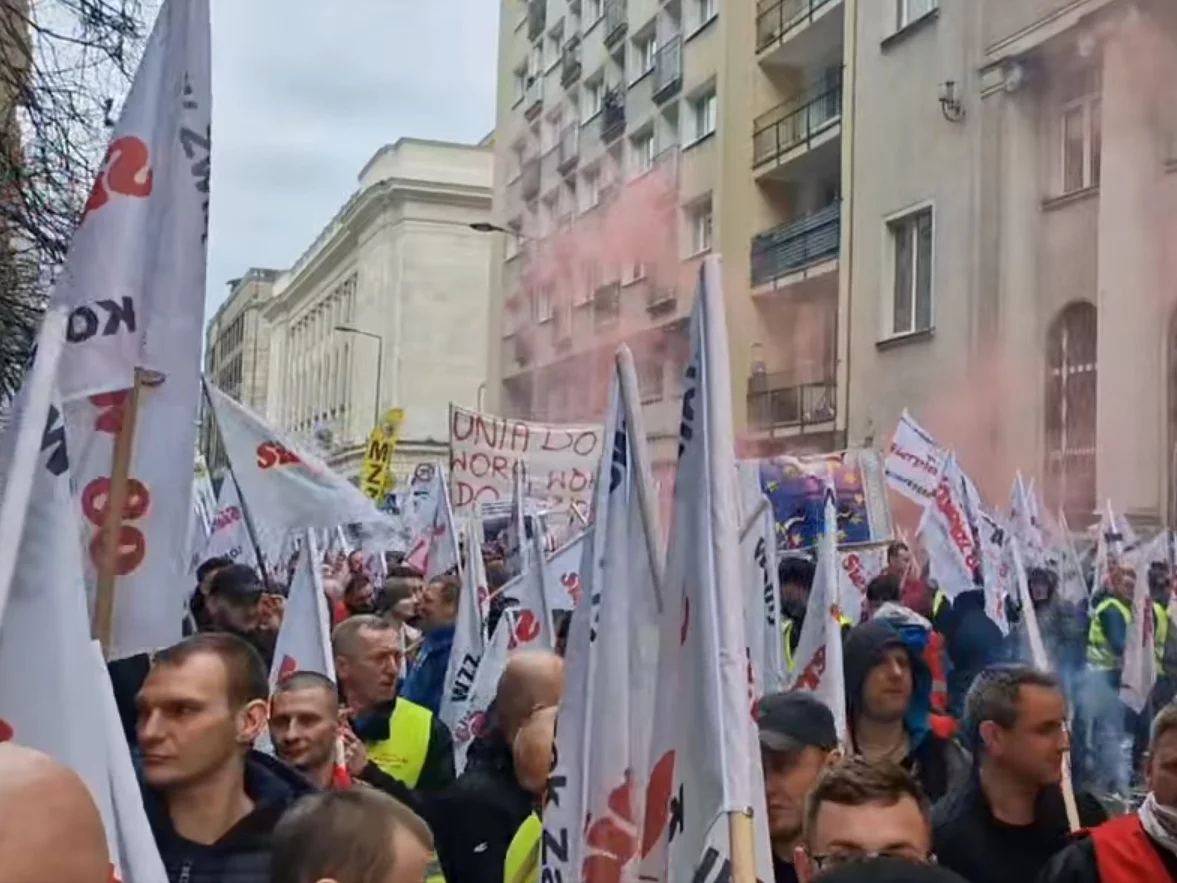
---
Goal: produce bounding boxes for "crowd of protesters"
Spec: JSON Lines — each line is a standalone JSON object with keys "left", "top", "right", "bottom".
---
{"left": 4, "top": 527, "right": 1160, "bottom": 883}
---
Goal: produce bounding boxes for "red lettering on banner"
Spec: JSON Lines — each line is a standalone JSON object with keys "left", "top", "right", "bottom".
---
{"left": 0, "top": 718, "right": 12, "bottom": 742}
{"left": 561, "top": 572, "right": 582, "bottom": 606}
{"left": 84, "top": 136, "right": 153, "bottom": 218}
{"left": 888, "top": 444, "right": 938, "bottom": 476}
{"left": 541, "top": 429, "right": 573, "bottom": 453}
{"left": 256, "top": 440, "right": 303, "bottom": 470}
{"left": 640, "top": 751, "right": 677, "bottom": 857}
{"left": 510, "top": 609, "right": 541, "bottom": 649}
{"left": 509, "top": 420, "right": 531, "bottom": 453}
{"left": 453, "top": 481, "right": 501, "bottom": 509}
{"left": 451, "top": 409, "right": 474, "bottom": 442}
{"left": 455, "top": 708, "right": 488, "bottom": 744}
{"left": 583, "top": 770, "right": 639, "bottom": 883}
{"left": 278, "top": 655, "right": 298, "bottom": 682}
{"left": 84, "top": 392, "right": 152, "bottom": 578}
{"left": 842, "top": 553, "right": 868, "bottom": 593}
{"left": 490, "top": 455, "right": 510, "bottom": 480}
{"left": 471, "top": 415, "right": 500, "bottom": 449}
{"left": 568, "top": 469, "right": 591, "bottom": 493}
{"left": 467, "top": 452, "right": 492, "bottom": 478}
{"left": 933, "top": 479, "right": 980, "bottom": 574}
{"left": 793, "top": 646, "right": 827, "bottom": 692}
{"left": 573, "top": 430, "right": 598, "bottom": 457}
{"left": 211, "top": 505, "right": 241, "bottom": 533}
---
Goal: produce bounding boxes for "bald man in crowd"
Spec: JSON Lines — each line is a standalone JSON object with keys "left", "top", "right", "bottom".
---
{"left": 504, "top": 706, "right": 560, "bottom": 883}
{"left": 0, "top": 743, "right": 110, "bottom": 883}
{"left": 433, "top": 650, "right": 564, "bottom": 883}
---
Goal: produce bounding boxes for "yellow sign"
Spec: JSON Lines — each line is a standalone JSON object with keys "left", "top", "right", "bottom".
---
{"left": 360, "top": 408, "right": 404, "bottom": 502}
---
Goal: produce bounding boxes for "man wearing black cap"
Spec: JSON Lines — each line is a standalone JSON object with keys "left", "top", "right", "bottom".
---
{"left": 759, "top": 692, "right": 840, "bottom": 883}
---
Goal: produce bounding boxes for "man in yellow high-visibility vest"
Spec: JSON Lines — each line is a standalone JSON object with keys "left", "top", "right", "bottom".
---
{"left": 503, "top": 706, "right": 559, "bottom": 883}
{"left": 780, "top": 556, "right": 816, "bottom": 673}
{"left": 1085, "top": 564, "right": 1137, "bottom": 795}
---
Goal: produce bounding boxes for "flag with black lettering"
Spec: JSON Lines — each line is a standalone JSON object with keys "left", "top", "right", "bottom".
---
{"left": 543, "top": 349, "right": 662, "bottom": 883}
{"left": 738, "top": 462, "right": 785, "bottom": 696}
{"left": 453, "top": 610, "right": 514, "bottom": 773}
{"left": 208, "top": 384, "right": 392, "bottom": 535}
{"left": 194, "top": 478, "right": 258, "bottom": 571}
{"left": 439, "top": 510, "right": 490, "bottom": 730}
{"left": 918, "top": 452, "right": 983, "bottom": 605}
{"left": 55, "top": 0, "right": 212, "bottom": 658}
{"left": 0, "top": 310, "right": 167, "bottom": 883}
{"left": 641, "top": 258, "right": 774, "bottom": 882}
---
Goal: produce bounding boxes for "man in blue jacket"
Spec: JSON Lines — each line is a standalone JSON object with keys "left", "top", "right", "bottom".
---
{"left": 401, "top": 574, "right": 460, "bottom": 715}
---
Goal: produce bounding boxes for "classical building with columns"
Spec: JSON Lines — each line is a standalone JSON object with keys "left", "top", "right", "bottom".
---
{"left": 846, "top": 0, "right": 1177, "bottom": 527}
{"left": 260, "top": 137, "right": 494, "bottom": 484}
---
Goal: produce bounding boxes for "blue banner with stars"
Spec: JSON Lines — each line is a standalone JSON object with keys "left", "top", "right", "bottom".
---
{"left": 757, "top": 449, "right": 894, "bottom": 553}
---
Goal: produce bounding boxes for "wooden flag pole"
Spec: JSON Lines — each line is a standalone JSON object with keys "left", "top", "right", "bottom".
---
{"left": 727, "top": 810, "right": 758, "bottom": 883}
{"left": 93, "top": 367, "right": 158, "bottom": 655}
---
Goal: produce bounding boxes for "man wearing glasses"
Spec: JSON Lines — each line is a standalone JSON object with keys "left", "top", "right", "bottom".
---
{"left": 795, "top": 757, "right": 935, "bottom": 883}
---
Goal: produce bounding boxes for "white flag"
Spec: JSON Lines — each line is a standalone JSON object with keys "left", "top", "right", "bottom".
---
{"left": 642, "top": 258, "right": 773, "bottom": 882}
{"left": 786, "top": 482, "right": 849, "bottom": 742}
{"left": 269, "top": 531, "right": 335, "bottom": 685}
{"left": 1094, "top": 501, "right": 1137, "bottom": 595}
{"left": 737, "top": 464, "right": 785, "bottom": 697}
{"left": 543, "top": 350, "right": 662, "bottom": 883}
{"left": 884, "top": 410, "right": 946, "bottom": 505}
{"left": 57, "top": 0, "right": 211, "bottom": 659}
{"left": 919, "top": 452, "right": 985, "bottom": 604}
{"left": 452, "top": 611, "right": 514, "bottom": 773}
{"left": 0, "top": 345, "right": 166, "bottom": 882}
{"left": 405, "top": 464, "right": 460, "bottom": 580}
{"left": 195, "top": 478, "right": 258, "bottom": 571}
{"left": 1009, "top": 472, "right": 1045, "bottom": 569}
{"left": 837, "top": 546, "right": 887, "bottom": 628}
{"left": 1121, "top": 533, "right": 1165, "bottom": 713}
{"left": 439, "top": 512, "right": 490, "bottom": 730}
{"left": 207, "top": 384, "right": 392, "bottom": 535}
{"left": 192, "top": 455, "right": 217, "bottom": 532}
{"left": 542, "top": 532, "right": 587, "bottom": 612}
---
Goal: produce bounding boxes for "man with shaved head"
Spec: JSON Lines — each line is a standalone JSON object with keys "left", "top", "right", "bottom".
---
{"left": 504, "top": 706, "right": 561, "bottom": 883}
{"left": 0, "top": 743, "right": 110, "bottom": 883}
{"left": 433, "top": 648, "right": 564, "bottom": 883}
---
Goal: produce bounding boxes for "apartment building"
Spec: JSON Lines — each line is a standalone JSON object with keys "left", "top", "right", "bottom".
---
{"left": 202, "top": 267, "right": 281, "bottom": 477}
{"left": 484, "top": 0, "right": 853, "bottom": 488}
{"left": 261, "top": 138, "right": 494, "bottom": 485}
{"left": 847, "top": 0, "right": 1177, "bottom": 525}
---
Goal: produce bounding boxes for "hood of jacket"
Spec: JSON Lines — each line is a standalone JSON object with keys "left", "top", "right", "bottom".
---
{"left": 143, "top": 749, "right": 315, "bottom": 855}
{"left": 872, "top": 602, "right": 933, "bottom": 633}
{"left": 844, "top": 620, "right": 933, "bottom": 751}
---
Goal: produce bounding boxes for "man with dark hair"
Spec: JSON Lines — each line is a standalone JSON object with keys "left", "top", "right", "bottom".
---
{"left": 843, "top": 620, "right": 967, "bottom": 803}
{"left": 795, "top": 757, "right": 933, "bottom": 883}
{"left": 780, "top": 556, "right": 816, "bottom": 673}
{"left": 271, "top": 789, "right": 433, "bottom": 883}
{"left": 1041, "top": 703, "right": 1177, "bottom": 882}
{"left": 137, "top": 633, "right": 313, "bottom": 883}
{"left": 758, "top": 693, "right": 839, "bottom": 883}
{"left": 809, "top": 856, "right": 969, "bottom": 883}
{"left": 342, "top": 572, "right": 378, "bottom": 617}
{"left": 932, "top": 664, "right": 1105, "bottom": 883}
{"left": 401, "top": 574, "right": 460, "bottom": 714}
{"left": 333, "top": 615, "right": 454, "bottom": 795}
{"left": 186, "top": 555, "right": 235, "bottom": 635}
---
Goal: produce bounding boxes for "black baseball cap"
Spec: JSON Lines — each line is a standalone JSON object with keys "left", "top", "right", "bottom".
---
{"left": 758, "top": 692, "right": 838, "bottom": 753}
{"left": 814, "top": 857, "right": 966, "bottom": 883}
{"left": 207, "top": 564, "right": 264, "bottom": 603}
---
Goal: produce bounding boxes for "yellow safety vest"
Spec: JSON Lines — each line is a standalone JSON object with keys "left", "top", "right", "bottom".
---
{"left": 1155, "top": 602, "right": 1170, "bottom": 669}
{"left": 363, "top": 698, "right": 443, "bottom": 882}
{"left": 932, "top": 590, "right": 948, "bottom": 620}
{"left": 783, "top": 620, "right": 795, "bottom": 673}
{"left": 504, "top": 812, "right": 542, "bottom": 883}
{"left": 364, "top": 697, "right": 434, "bottom": 787}
{"left": 1088, "top": 598, "right": 1132, "bottom": 671}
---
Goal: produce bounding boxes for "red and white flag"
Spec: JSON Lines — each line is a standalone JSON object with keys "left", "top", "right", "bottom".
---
{"left": 439, "top": 511, "right": 490, "bottom": 730}
{"left": 1122, "top": 532, "right": 1165, "bottom": 713}
{"left": 404, "top": 464, "right": 459, "bottom": 579}
{"left": 53, "top": 0, "right": 211, "bottom": 659}
{"left": 195, "top": 478, "right": 258, "bottom": 571}
{"left": 543, "top": 347, "right": 663, "bottom": 883}
{"left": 453, "top": 609, "right": 514, "bottom": 773}
{"left": 919, "top": 452, "right": 984, "bottom": 604}
{"left": 641, "top": 258, "right": 774, "bottom": 882}
{"left": 0, "top": 312, "right": 165, "bottom": 883}
{"left": 207, "top": 384, "right": 391, "bottom": 535}
{"left": 837, "top": 546, "right": 887, "bottom": 628}
{"left": 269, "top": 531, "right": 335, "bottom": 686}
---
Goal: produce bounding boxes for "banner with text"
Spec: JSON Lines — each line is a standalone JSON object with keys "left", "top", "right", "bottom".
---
{"left": 448, "top": 405, "right": 602, "bottom": 514}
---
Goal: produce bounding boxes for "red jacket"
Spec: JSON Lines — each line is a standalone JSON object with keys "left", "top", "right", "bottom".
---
{"left": 1092, "top": 815, "right": 1173, "bottom": 883}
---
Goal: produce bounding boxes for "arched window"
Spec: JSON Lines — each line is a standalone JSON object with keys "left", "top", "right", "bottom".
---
{"left": 1044, "top": 302, "right": 1097, "bottom": 524}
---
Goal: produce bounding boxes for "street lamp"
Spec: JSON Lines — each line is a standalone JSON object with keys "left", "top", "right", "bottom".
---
{"left": 334, "top": 324, "right": 383, "bottom": 430}
{"left": 469, "top": 221, "right": 532, "bottom": 243}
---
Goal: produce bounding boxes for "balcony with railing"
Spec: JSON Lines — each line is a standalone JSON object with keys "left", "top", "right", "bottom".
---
{"left": 593, "top": 281, "right": 621, "bottom": 327}
{"left": 604, "top": 0, "right": 627, "bottom": 47}
{"left": 747, "top": 375, "right": 836, "bottom": 433}
{"left": 557, "top": 126, "right": 580, "bottom": 173}
{"left": 756, "top": 0, "right": 843, "bottom": 57}
{"left": 750, "top": 201, "right": 841, "bottom": 288}
{"left": 753, "top": 75, "right": 842, "bottom": 170}
{"left": 600, "top": 87, "right": 626, "bottom": 144}
{"left": 521, "top": 157, "right": 541, "bottom": 200}
{"left": 524, "top": 76, "right": 544, "bottom": 120}
{"left": 653, "top": 35, "right": 682, "bottom": 103}
{"left": 561, "top": 37, "right": 582, "bottom": 87}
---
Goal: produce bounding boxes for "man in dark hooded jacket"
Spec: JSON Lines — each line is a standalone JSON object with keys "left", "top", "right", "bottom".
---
{"left": 844, "top": 620, "right": 969, "bottom": 802}
{"left": 136, "top": 633, "right": 313, "bottom": 883}
{"left": 941, "top": 589, "right": 1005, "bottom": 718}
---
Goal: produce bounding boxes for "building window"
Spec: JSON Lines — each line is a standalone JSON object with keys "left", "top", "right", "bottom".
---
{"left": 637, "top": 355, "right": 664, "bottom": 403}
{"left": 888, "top": 206, "right": 933, "bottom": 336}
{"left": 1045, "top": 302, "right": 1097, "bottom": 524}
{"left": 513, "top": 65, "right": 528, "bottom": 104}
{"left": 586, "top": 0, "right": 603, "bottom": 23}
{"left": 534, "top": 284, "right": 554, "bottom": 323}
{"left": 581, "top": 167, "right": 601, "bottom": 212}
{"left": 687, "top": 90, "right": 717, "bottom": 145}
{"left": 1060, "top": 67, "right": 1102, "bottom": 195}
{"left": 582, "top": 78, "right": 604, "bottom": 122}
{"left": 688, "top": 199, "right": 713, "bottom": 255}
{"left": 546, "top": 24, "right": 563, "bottom": 71}
{"left": 635, "top": 34, "right": 657, "bottom": 78}
{"left": 896, "top": 0, "right": 937, "bottom": 30}
{"left": 695, "top": 0, "right": 717, "bottom": 28}
{"left": 631, "top": 131, "right": 655, "bottom": 175}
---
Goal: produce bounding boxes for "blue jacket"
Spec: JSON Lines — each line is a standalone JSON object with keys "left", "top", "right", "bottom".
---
{"left": 942, "top": 590, "right": 1005, "bottom": 718}
{"left": 401, "top": 623, "right": 456, "bottom": 715}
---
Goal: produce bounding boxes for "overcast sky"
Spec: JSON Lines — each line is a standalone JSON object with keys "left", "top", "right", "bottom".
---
{"left": 204, "top": 1, "right": 498, "bottom": 319}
